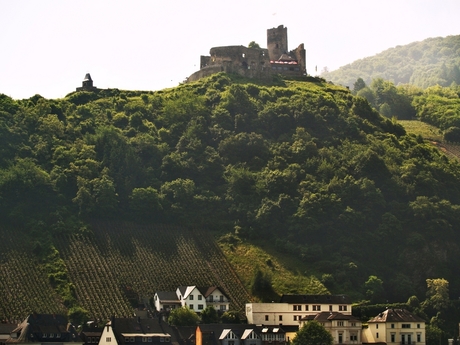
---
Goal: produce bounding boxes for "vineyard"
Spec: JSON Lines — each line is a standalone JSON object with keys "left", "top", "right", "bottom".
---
{"left": 0, "top": 228, "right": 67, "bottom": 322}
{"left": 53, "top": 222, "right": 251, "bottom": 320}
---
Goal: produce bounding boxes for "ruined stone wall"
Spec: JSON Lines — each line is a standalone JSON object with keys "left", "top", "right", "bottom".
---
{"left": 291, "top": 43, "right": 306, "bottom": 75}
{"left": 267, "top": 25, "right": 288, "bottom": 61}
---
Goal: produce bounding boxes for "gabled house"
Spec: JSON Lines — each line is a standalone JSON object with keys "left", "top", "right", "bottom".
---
{"left": 98, "top": 317, "right": 172, "bottom": 345}
{"left": 175, "top": 286, "right": 230, "bottom": 313}
{"left": 300, "top": 312, "right": 362, "bottom": 345}
{"left": 195, "top": 324, "right": 285, "bottom": 345}
{"left": 246, "top": 295, "right": 352, "bottom": 326}
{"left": 362, "top": 309, "right": 426, "bottom": 345}
{"left": 153, "top": 292, "right": 182, "bottom": 313}
{"left": 6, "top": 314, "right": 83, "bottom": 345}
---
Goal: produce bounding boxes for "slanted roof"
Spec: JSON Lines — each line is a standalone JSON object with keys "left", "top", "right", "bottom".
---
{"left": 279, "top": 294, "right": 351, "bottom": 304}
{"left": 7, "top": 314, "right": 81, "bottom": 343}
{"left": 368, "top": 309, "right": 425, "bottom": 323}
{"left": 177, "top": 286, "right": 196, "bottom": 299}
{"left": 83, "top": 73, "right": 92, "bottom": 82}
{"left": 197, "top": 286, "right": 227, "bottom": 298}
{"left": 111, "top": 318, "right": 172, "bottom": 336}
{"left": 156, "top": 291, "right": 180, "bottom": 302}
{"left": 301, "top": 312, "right": 361, "bottom": 322}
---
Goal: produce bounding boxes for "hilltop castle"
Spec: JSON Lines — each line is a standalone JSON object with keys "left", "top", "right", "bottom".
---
{"left": 187, "top": 25, "right": 306, "bottom": 82}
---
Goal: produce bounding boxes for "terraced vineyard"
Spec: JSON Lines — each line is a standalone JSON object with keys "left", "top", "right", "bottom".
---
{"left": 53, "top": 222, "right": 250, "bottom": 320}
{"left": 0, "top": 229, "right": 67, "bottom": 322}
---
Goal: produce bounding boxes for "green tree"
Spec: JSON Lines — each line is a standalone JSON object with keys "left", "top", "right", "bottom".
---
{"left": 200, "top": 306, "right": 220, "bottom": 324}
{"left": 353, "top": 78, "right": 366, "bottom": 93}
{"left": 168, "top": 306, "right": 200, "bottom": 326}
{"left": 292, "top": 320, "right": 333, "bottom": 345}
{"left": 248, "top": 41, "right": 261, "bottom": 49}
{"left": 220, "top": 310, "right": 242, "bottom": 324}
{"left": 250, "top": 269, "right": 277, "bottom": 302}
{"left": 424, "top": 278, "right": 450, "bottom": 311}
{"left": 364, "top": 275, "right": 385, "bottom": 304}
{"left": 68, "top": 306, "right": 90, "bottom": 325}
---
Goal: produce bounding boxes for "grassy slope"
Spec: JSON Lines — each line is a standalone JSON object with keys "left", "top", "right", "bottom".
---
{"left": 398, "top": 120, "right": 460, "bottom": 160}
{"left": 217, "top": 234, "right": 328, "bottom": 301}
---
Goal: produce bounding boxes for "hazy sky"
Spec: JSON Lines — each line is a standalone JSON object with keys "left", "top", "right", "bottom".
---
{"left": 1, "top": 0, "right": 459, "bottom": 99}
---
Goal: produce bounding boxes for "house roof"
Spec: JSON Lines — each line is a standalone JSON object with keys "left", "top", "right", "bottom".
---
{"left": 156, "top": 291, "right": 180, "bottom": 303}
{"left": 279, "top": 294, "right": 352, "bottom": 304}
{"left": 176, "top": 286, "right": 227, "bottom": 299}
{"left": 301, "top": 312, "right": 361, "bottom": 322}
{"left": 83, "top": 73, "right": 92, "bottom": 82}
{"left": 110, "top": 317, "right": 172, "bottom": 336}
{"left": 7, "top": 314, "right": 81, "bottom": 343}
{"left": 368, "top": 309, "right": 426, "bottom": 323}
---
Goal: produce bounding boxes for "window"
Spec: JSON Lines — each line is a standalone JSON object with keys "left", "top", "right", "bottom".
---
{"left": 49, "top": 334, "right": 54, "bottom": 339}
{"left": 417, "top": 334, "right": 421, "bottom": 342}
{"left": 189, "top": 304, "right": 194, "bottom": 309}
{"left": 198, "top": 295, "right": 202, "bottom": 300}
{"left": 165, "top": 337, "right": 170, "bottom": 343}
{"left": 351, "top": 322, "right": 356, "bottom": 327}
{"left": 391, "top": 324, "right": 395, "bottom": 328}
{"left": 293, "top": 315, "right": 302, "bottom": 321}
{"left": 305, "top": 305, "right": 309, "bottom": 311}
{"left": 148, "top": 338, "right": 152, "bottom": 342}
{"left": 198, "top": 304, "right": 204, "bottom": 310}
{"left": 338, "top": 333, "right": 343, "bottom": 344}
{"left": 402, "top": 324, "right": 411, "bottom": 328}
{"left": 265, "top": 315, "right": 269, "bottom": 321}
{"left": 313, "top": 305, "right": 321, "bottom": 311}
{"left": 376, "top": 333, "right": 379, "bottom": 339}
{"left": 337, "top": 321, "right": 344, "bottom": 326}
{"left": 293, "top": 305, "right": 301, "bottom": 311}
{"left": 143, "top": 337, "right": 147, "bottom": 342}
{"left": 417, "top": 324, "right": 420, "bottom": 328}
{"left": 339, "top": 305, "right": 347, "bottom": 311}
{"left": 376, "top": 324, "right": 378, "bottom": 329}
{"left": 160, "top": 337, "right": 165, "bottom": 342}
{"left": 189, "top": 295, "right": 194, "bottom": 300}
{"left": 350, "top": 335, "right": 357, "bottom": 341}
{"left": 106, "top": 337, "right": 111, "bottom": 342}
{"left": 220, "top": 305, "right": 226, "bottom": 310}
{"left": 279, "top": 315, "right": 283, "bottom": 321}
{"left": 329, "top": 305, "right": 333, "bottom": 311}
{"left": 391, "top": 334, "right": 395, "bottom": 342}
{"left": 43, "top": 334, "right": 47, "bottom": 338}
{"left": 220, "top": 295, "right": 224, "bottom": 302}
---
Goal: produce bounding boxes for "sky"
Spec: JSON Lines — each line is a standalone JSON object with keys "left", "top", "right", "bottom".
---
{"left": 1, "top": 0, "right": 459, "bottom": 100}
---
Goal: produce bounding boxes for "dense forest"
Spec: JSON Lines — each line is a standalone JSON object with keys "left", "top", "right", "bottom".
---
{"left": 1, "top": 72, "right": 460, "bottom": 338}
{"left": 321, "top": 35, "right": 460, "bottom": 89}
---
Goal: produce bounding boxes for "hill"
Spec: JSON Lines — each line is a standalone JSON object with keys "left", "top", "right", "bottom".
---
{"left": 321, "top": 35, "right": 460, "bottom": 88}
{"left": 2, "top": 73, "right": 460, "bottom": 324}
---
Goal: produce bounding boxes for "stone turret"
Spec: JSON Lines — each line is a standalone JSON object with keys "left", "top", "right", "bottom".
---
{"left": 76, "top": 73, "right": 97, "bottom": 91}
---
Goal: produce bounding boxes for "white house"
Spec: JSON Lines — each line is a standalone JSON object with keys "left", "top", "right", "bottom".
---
{"left": 176, "top": 286, "right": 230, "bottom": 313}
{"left": 153, "top": 291, "right": 181, "bottom": 312}
{"left": 362, "top": 309, "right": 426, "bottom": 345}
{"left": 246, "top": 295, "right": 352, "bottom": 326}
{"left": 300, "top": 312, "right": 362, "bottom": 345}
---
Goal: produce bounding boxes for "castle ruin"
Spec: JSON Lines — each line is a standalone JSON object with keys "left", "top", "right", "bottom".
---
{"left": 187, "top": 25, "right": 306, "bottom": 82}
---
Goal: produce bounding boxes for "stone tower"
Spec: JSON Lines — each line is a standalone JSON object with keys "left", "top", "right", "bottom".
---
{"left": 76, "top": 73, "right": 97, "bottom": 92}
{"left": 267, "top": 25, "right": 288, "bottom": 61}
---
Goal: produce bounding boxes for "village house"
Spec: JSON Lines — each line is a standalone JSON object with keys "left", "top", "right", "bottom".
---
{"left": 246, "top": 295, "right": 352, "bottom": 326}
{"left": 6, "top": 313, "right": 83, "bottom": 345}
{"left": 196, "top": 324, "right": 286, "bottom": 345}
{"left": 154, "top": 286, "right": 230, "bottom": 315}
{"left": 300, "top": 312, "right": 362, "bottom": 345}
{"left": 362, "top": 309, "right": 426, "bottom": 345}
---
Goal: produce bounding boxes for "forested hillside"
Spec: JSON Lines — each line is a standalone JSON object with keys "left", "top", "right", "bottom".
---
{"left": 1, "top": 73, "right": 460, "bottom": 325}
{"left": 321, "top": 35, "right": 460, "bottom": 88}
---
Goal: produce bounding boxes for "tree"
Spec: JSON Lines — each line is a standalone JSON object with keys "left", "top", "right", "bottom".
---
{"left": 220, "top": 310, "right": 242, "bottom": 324}
{"left": 443, "top": 126, "right": 460, "bottom": 142}
{"left": 248, "top": 41, "right": 261, "bottom": 49}
{"left": 353, "top": 78, "right": 366, "bottom": 93}
{"left": 200, "top": 306, "right": 220, "bottom": 324}
{"left": 424, "top": 278, "right": 449, "bottom": 311}
{"left": 168, "top": 307, "right": 200, "bottom": 326}
{"left": 364, "top": 275, "right": 385, "bottom": 304}
{"left": 292, "top": 320, "right": 333, "bottom": 345}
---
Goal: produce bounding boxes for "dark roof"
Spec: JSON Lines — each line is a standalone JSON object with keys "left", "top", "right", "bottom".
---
{"left": 0, "top": 324, "right": 17, "bottom": 334}
{"left": 301, "top": 312, "right": 361, "bottom": 322}
{"left": 7, "top": 314, "right": 81, "bottom": 343}
{"left": 368, "top": 309, "right": 425, "bottom": 323}
{"left": 156, "top": 291, "right": 180, "bottom": 302}
{"left": 111, "top": 317, "right": 173, "bottom": 336}
{"left": 279, "top": 294, "right": 351, "bottom": 304}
